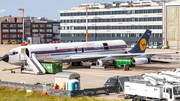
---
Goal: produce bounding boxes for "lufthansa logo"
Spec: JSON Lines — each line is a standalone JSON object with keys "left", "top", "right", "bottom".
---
{"left": 139, "top": 38, "right": 147, "bottom": 51}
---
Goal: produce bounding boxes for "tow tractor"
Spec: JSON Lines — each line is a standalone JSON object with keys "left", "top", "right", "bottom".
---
{"left": 2, "top": 67, "right": 21, "bottom": 73}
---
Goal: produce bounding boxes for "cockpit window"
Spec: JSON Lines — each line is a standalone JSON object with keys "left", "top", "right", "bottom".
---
{"left": 12, "top": 52, "right": 18, "bottom": 54}
{"left": 8, "top": 51, "right": 18, "bottom": 55}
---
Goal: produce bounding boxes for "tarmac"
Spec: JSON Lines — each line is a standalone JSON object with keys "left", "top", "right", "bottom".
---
{"left": 0, "top": 44, "right": 180, "bottom": 100}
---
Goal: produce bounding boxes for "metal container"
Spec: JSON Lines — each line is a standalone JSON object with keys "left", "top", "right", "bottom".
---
{"left": 115, "top": 58, "right": 135, "bottom": 67}
{"left": 40, "top": 61, "right": 62, "bottom": 73}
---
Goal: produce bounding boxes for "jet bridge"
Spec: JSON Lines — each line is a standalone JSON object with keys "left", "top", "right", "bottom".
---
{"left": 20, "top": 48, "right": 46, "bottom": 75}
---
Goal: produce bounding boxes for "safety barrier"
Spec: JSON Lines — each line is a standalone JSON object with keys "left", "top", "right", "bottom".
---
{"left": 0, "top": 81, "right": 120, "bottom": 97}
{"left": 0, "top": 81, "right": 44, "bottom": 93}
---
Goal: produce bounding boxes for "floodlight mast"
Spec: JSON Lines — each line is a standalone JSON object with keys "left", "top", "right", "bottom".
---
{"left": 86, "top": 5, "right": 88, "bottom": 42}
{"left": 18, "top": 8, "right": 25, "bottom": 39}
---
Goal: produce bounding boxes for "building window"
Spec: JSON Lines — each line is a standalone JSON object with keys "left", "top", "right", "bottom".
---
{"left": 2, "top": 34, "right": 8, "bottom": 38}
{"left": 39, "top": 29, "right": 45, "bottom": 32}
{"left": 41, "top": 39, "right": 45, "bottom": 43}
{"left": 32, "top": 29, "right": 38, "bottom": 32}
{"left": 32, "top": 34, "right": 39, "bottom": 37}
{"left": 60, "top": 9, "right": 162, "bottom": 17}
{"left": 17, "top": 39, "right": 21, "bottom": 42}
{"left": 46, "top": 34, "right": 52, "bottom": 37}
{"left": 46, "top": 29, "right": 52, "bottom": 32}
{"left": 39, "top": 24, "right": 45, "bottom": 27}
{"left": 18, "top": 24, "right": 23, "bottom": 27}
{"left": 46, "top": 24, "right": 52, "bottom": 27}
{"left": 46, "top": 39, "right": 52, "bottom": 42}
{"left": 10, "top": 29, "right": 16, "bottom": 32}
{"left": 62, "top": 25, "right": 162, "bottom": 30}
{"left": 2, "top": 24, "right": 9, "bottom": 27}
{"left": 40, "top": 34, "right": 45, "bottom": 37}
{"left": 18, "top": 29, "right": 23, "bottom": 32}
{"left": 18, "top": 34, "right": 22, "bottom": 38}
{"left": 10, "top": 24, "right": 16, "bottom": 27}
{"left": 2, "top": 29, "right": 9, "bottom": 32}
{"left": 2, "top": 40, "right": 9, "bottom": 43}
{"left": 32, "top": 24, "right": 38, "bottom": 27}
{"left": 10, "top": 34, "right": 16, "bottom": 38}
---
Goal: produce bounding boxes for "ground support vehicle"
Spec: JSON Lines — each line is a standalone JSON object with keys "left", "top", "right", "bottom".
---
{"left": 124, "top": 80, "right": 180, "bottom": 101}
{"left": 21, "top": 41, "right": 28, "bottom": 46}
{"left": 11, "top": 41, "right": 18, "bottom": 44}
{"left": 3, "top": 41, "right": 10, "bottom": 44}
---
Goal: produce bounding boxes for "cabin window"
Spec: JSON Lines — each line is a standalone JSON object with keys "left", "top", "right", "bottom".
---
{"left": 82, "top": 48, "right": 84, "bottom": 52}
{"left": 75, "top": 48, "right": 77, "bottom": 53}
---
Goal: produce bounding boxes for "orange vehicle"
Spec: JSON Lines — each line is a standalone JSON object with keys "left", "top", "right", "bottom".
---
{"left": 21, "top": 42, "right": 28, "bottom": 46}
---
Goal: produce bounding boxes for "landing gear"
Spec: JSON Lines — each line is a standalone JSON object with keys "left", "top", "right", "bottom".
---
{"left": 72, "top": 62, "right": 83, "bottom": 66}
{"left": 11, "top": 71, "right": 15, "bottom": 73}
{"left": 91, "top": 62, "right": 96, "bottom": 66}
{"left": 21, "top": 65, "right": 25, "bottom": 72}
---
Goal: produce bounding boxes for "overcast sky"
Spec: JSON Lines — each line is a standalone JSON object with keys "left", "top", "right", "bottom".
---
{"left": 0, "top": 0, "right": 130, "bottom": 20}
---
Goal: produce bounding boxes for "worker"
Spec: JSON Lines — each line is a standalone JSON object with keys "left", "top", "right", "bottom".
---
{"left": 54, "top": 83, "right": 59, "bottom": 89}
{"left": 124, "top": 64, "right": 127, "bottom": 71}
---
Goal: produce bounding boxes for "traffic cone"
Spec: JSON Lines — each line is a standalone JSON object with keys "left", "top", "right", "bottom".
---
{"left": 41, "top": 91, "right": 47, "bottom": 95}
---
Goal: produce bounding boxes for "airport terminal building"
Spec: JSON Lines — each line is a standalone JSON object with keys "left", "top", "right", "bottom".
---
{"left": 60, "top": 0, "right": 162, "bottom": 46}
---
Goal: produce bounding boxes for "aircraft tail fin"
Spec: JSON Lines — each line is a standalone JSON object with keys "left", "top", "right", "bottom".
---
{"left": 128, "top": 29, "right": 152, "bottom": 53}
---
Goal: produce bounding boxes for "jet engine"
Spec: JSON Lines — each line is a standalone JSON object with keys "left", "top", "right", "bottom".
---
{"left": 132, "top": 58, "right": 151, "bottom": 64}
{"left": 96, "top": 60, "right": 103, "bottom": 67}
{"left": 96, "top": 60, "right": 115, "bottom": 67}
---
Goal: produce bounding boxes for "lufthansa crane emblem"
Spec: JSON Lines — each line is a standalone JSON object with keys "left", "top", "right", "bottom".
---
{"left": 139, "top": 38, "right": 147, "bottom": 51}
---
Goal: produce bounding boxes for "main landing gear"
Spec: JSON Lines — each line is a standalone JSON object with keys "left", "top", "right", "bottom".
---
{"left": 72, "top": 62, "right": 83, "bottom": 66}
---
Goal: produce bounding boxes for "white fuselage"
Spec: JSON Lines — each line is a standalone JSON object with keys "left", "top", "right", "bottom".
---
{"left": 7, "top": 40, "right": 127, "bottom": 66}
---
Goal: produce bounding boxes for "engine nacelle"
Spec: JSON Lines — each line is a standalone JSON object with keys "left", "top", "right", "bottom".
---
{"left": 96, "top": 60, "right": 103, "bottom": 67}
{"left": 96, "top": 60, "right": 115, "bottom": 67}
{"left": 132, "top": 58, "right": 151, "bottom": 64}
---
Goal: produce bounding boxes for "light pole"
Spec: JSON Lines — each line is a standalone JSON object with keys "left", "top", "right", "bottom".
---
{"left": 18, "top": 8, "right": 25, "bottom": 41}
{"left": 162, "top": 0, "right": 167, "bottom": 48}
{"left": 86, "top": 5, "right": 88, "bottom": 42}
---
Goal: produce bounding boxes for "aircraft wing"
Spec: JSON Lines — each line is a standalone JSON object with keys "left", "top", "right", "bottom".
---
{"left": 62, "top": 52, "right": 178, "bottom": 62}
{"left": 144, "top": 52, "right": 179, "bottom": 57}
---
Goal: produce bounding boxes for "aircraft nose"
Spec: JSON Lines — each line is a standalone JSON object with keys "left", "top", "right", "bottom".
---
{"left": 2, "top": 54, "right": 9, "bottom": 62}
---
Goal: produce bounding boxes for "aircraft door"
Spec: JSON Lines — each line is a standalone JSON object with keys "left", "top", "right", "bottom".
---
{"left": 103, "top": 43, "right": 109, "bottom": 50}
{"left": 20, "top": 48, "right": 30, "bottom": 60}
{"left": 20, "top": 48, "right": 26, "bottom": 60}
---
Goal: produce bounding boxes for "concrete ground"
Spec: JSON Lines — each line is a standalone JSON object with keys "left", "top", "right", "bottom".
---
{"left": 0, "top": 44, "right": 180, "bottom": 100}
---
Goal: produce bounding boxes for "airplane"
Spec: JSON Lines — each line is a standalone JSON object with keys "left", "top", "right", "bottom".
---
{"left": 1, "top": 29, "right": 178, "bottom": 69}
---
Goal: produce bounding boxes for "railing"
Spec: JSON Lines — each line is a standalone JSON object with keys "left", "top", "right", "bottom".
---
{"left": 25, "top": 55, "right": 39, "bottom": 74}
{"left": 0, "top": 81, "right": 120, "bottom": 97}
{"left": 0, "top": 81, "right": 44, "bottom": 93}
{"left": 32, "top": 53, "right": 46, "bottom": 74}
